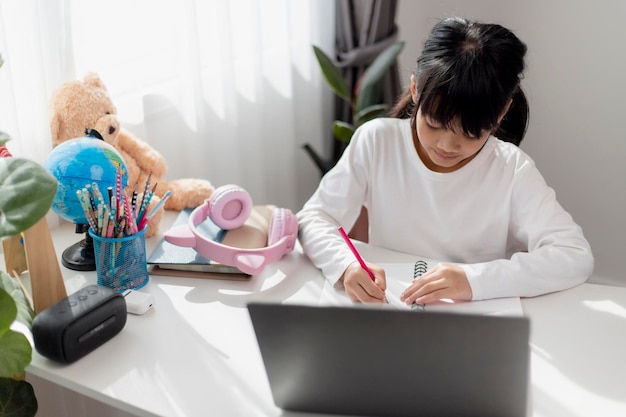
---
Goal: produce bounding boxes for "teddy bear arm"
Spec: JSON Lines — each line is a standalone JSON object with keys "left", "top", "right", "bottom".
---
{"left": 156, "top": 179, "right": 214, "bottom": 211}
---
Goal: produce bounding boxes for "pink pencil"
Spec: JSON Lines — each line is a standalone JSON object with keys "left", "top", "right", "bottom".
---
{"left": 338, "top": 226, "right": 375, "bottom": 282}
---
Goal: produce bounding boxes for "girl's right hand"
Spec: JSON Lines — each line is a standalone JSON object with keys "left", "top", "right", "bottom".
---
{"left": 340, "top": 261, "right": 387, "bottom": 303}
{"left": 399, "top": 262, "right": 472, "bottom": 305}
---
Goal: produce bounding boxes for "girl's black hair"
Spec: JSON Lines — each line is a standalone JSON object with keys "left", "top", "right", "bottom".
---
{"left": 390, "top": 17, "right": 529, "bottom": 146}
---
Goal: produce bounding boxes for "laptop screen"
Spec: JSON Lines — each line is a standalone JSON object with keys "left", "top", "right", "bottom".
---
{"left": 248, "top": 303, "right": 530, "bottom": 417}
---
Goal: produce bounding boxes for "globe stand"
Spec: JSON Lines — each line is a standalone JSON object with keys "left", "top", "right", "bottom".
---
{"left": 61, "top": 223, "right": 96, "bottom": 271}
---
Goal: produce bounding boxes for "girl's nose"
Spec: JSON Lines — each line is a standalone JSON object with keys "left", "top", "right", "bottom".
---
{"left": 437, "top": 131, "right": 461, "bottom": 152}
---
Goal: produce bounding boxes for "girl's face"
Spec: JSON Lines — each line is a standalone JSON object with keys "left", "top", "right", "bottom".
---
{"left": 409, "top": 74, "right": 509, "bottom": 173}
{"left": 413, "top": 107, "right": 490, "bottom": 173}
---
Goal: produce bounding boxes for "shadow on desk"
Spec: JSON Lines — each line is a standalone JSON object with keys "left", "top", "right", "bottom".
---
{"left": 171, "top": 251, "right": 324, "bottom": 308}
{"left": 526, "top": 284, "right": 626, "bottom": 413}
{"left": 113, "top": 286, "right": 281, "bottom": 415}
{"left": 92, "top": 250, "right": 324, "bottom": 415}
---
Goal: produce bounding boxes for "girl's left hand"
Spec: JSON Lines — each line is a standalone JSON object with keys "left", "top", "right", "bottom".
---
{"left": 400, "top": 263, "right": 472, "bottom": 305}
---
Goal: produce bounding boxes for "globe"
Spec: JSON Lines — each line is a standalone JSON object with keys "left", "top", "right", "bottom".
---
{"left": 44, "top": 137, "right": 128, "bottom": 225}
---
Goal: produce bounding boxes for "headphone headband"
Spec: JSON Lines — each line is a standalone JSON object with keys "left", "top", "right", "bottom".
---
{"left": 164, "top": 185, "right": 297, "bottom": 275}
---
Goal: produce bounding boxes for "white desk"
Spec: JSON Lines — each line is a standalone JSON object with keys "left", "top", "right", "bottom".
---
{"left": 22, "top": 212, "right": 626, "bottom": 417}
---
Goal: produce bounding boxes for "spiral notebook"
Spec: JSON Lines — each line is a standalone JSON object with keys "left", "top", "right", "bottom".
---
{"left": 319, "top": 260, "right": 523, "bottom": 316}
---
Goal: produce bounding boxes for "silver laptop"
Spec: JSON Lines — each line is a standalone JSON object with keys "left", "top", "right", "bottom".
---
{"left": 248, "top": 302, "right": 530, "bottom": 417}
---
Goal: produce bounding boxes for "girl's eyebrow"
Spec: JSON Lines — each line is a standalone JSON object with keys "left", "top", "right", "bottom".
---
{"left": 429, "top": 117, "right": 456, "bottom": 132}
{"left": 427, "top": 119, "right": 482, "bottom": 139}
{"left": 424, "top": 116, "right": 444, "bottom": 127}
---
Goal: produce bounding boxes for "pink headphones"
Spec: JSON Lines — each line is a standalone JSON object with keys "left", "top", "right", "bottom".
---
{"left": 164, "top": 185, "right": 298, "bottom": 275}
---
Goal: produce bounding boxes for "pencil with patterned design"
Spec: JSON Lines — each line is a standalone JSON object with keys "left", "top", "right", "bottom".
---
{"left": 137, "top": 173, "right": 152, "bottom": 216}
{"left": 115, "top": 167, "right": 123, "bottom": 216}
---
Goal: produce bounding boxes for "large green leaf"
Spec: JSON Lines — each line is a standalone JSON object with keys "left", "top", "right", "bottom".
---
{"left": 0, "top": 158, "right": 58, "bottom": 240}
{"left": 0, "top": 272, "right": 34, "bottom": 328}
{"left": 332, "top": 121, "right": 355, "bottom": 142}
{"left": 313, "top": 45, "right": 351, "bottom": 103}
{"left": 356, "top": 41, "right": 405, "bottom": 113}
{"left": 0, "top": 286, "right": 17, "bottom": 330}
{"left": 0, "top": 289, "right": 32, "bottom": 379}
{"left": 354, "top": 104, "right": 389, "bottom": 127}
{"left": 0, "top": 378, "right": 38, "bottom": 416}
{"left": 0, "top": 331, "right": 32, "bottom": 379}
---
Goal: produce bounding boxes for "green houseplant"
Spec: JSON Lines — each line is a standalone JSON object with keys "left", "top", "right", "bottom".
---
{"left": 0, "top": 54, "right": 59, "bottom": 416}
{"left": 303, "top": 41, "right": 405, "bottom": 174}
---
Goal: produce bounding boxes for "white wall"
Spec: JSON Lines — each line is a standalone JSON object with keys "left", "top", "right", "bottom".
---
{"left": 396, "top": 0, "right": 626, "bottom": 286}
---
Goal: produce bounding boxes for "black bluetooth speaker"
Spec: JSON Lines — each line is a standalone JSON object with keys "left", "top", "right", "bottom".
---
{"left": 32, "top": 284, "right": 127, "bottom": 364}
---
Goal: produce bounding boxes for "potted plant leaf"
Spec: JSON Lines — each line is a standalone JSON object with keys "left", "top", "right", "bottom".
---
{"left": 0, "top": 54, "right": 59, "bottom": 416}
{"left": 303, "top": 41, "right": 405, "bottom": 175}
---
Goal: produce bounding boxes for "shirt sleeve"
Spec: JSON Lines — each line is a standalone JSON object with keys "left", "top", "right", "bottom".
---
{"left": 463, "top": 160, "right": 594, "bottom": 300}
{"left": 296, "top": 127, "right": 373, "bottom": 285}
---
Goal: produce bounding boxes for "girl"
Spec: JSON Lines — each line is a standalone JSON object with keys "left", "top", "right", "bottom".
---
{"left": 297, "top": 17, "right": 593, "bottom": 304}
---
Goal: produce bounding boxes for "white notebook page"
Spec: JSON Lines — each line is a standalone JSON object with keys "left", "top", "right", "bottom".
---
{"left": 319, "top": 262, "right": 523, "bottom": 317}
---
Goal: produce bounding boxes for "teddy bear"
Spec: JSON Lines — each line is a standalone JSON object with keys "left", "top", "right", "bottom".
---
{"left": 49, "top": 72, "right": 215, "bottom": 237}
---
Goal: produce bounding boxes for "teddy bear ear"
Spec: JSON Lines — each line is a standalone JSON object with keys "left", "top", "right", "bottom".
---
{"left": 83, "top": 72, "right": 107, "bottom": 91}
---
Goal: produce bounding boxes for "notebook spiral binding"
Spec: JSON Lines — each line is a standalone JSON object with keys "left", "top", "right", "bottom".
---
{"left": 414, "top": 260, "right": 428, "bottom": 278}
{"left": 411, "top": 260, "right": 428, "bottom": 312}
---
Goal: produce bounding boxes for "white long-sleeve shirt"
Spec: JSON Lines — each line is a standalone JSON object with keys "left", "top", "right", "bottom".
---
{"left": 297, "top": 118, "right": 594, "bottom": 300}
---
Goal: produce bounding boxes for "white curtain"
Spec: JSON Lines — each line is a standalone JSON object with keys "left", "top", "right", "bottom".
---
{"left": 0, "top": 0, "right": 334, "bottom": 213}
{"left": 3, "top": 0, "right": 334, "bottom": 413}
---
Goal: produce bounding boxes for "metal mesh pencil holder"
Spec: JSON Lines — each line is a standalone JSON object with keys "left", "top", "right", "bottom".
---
{"left": 89, "top": 227, "right": 149, "bottom": 292}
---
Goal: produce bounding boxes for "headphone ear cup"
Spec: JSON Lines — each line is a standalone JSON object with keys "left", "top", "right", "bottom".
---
{"left": 208, "top": 185, "right": 253, "bottom": 230}
{"left": 267, "top": 208, "right": 297, "bottom": 248}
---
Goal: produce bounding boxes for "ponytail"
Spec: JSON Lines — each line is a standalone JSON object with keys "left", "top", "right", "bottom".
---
{"left": 389, "top": 88, "right": 415, "bottom": 119}
{"left": 494, "top": 88, "right": 529, "bottom": 146}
